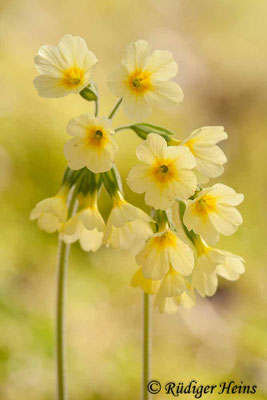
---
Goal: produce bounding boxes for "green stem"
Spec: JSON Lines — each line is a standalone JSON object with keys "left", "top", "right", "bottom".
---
{"left": 56, "top": 188, "right": 77, "bottom": 400}
{"left": 109, "top": 98, "right": 122, "bottom": 119}
{"left": 115, "top": 125, "right": 131, "bottom": 132}
{"left": 178, "top": 200, "right": 196, "bottom": 245}
{"left": 56, "top": 240, "right": 69, "bottom": 400}
{"left": 143, "top": 293, "right": 151, "bottom": 400}
{"left": 94, "top": 99, "right": 99, "bottom": 117}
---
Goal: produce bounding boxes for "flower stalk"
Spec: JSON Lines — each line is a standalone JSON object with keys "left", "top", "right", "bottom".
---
{"left": 108, "top": 97, "right": 122, "bottom": 119}
{"left": 143, "top": 293, "right": 152, "bottom": 400}
{"left": 56, "top": 187, "right": 78, "bottom": 400}
{"left": 56, "top": 239, "right": 69, "bottom": 400}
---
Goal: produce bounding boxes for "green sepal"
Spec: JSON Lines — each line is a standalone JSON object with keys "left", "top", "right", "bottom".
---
{"left": 129, "top": 123, "right": 175, "bottom": 141}
{"left": 153, "top": 209, "right": 168, "bottom": 228}
{"left": 190, "top": 186, "right": 203, "bottom": 200}
{"left": 101, "top": 166, "right": 123, "bottom": 198}
{"left": 79, "top": 82, "right": 98, "bottom": 102}
{"left": 76, "top": 169, "right": 101, "bottom": 197}
{"left": 61, "top": 167, "right": 85, "bottom": 188}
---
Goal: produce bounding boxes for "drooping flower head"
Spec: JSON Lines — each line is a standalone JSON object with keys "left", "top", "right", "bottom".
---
{"left": 183, "top": 184, "right": 244, "bottom": 245}
{"left": 133, "top": 207, "right": 196, "bottom": 314}
{"left": 60, "top": 191, "right": 105, "bottom": 252}
{"left": 131, "top": 268, "right": 161, "bottom": 295}
{"left": 155, "top": 273, "right": 195, "bottom": 314}
{"left": 192, "top": 236, "right": 245, "bottom": 297}
{"left": 136, "top": 228, "right": 194, "bottom": 280}
{"left": 182, "top": 126, "right": 228, "bottom": 184}
{"left": 30, "top": 186, "right": 69, "bottom": 233}
{"left": 103, "top": 191, "right": 153, "bottom": 253}
{"left": 64, "top": 115, "right": 118, "bottom": 173}
{"left": 107, "top": 40, "right": 184, "bottom": 120}
{"left": 34, "top": 34, "right": 98, "bottom": 98}
{"left": 127, "top": 133, "right": 197, "bottom": 210}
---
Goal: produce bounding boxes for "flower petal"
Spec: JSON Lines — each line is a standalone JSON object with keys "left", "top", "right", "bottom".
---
{"left": 34, "top": 44, "right": 65, "bottom": 76}
{"left": 122, "top": 91, "right": 151, "bottom": 120}
{"left": 147, "top": 80, "right": 184, "bottom": 109}
{"left": 122, "top": 40, "right": 151, "bottom": 72}
{"left": 131, "top": 268, "right": 161, "bottom": 295}
{"left": 64, "top": 138, "right": 89, "bottom": 170}
{"left": 146, "top": 50, "right": 178, "bottom": 80}
{"left": 58, "top": 34, "right": 97, "bottom": 70}
{"left": 33, "top": 75, "right": 70, "bottom": 98}
{"left": 107, "top": 66, "right": 128, "bottom": 97}
{"left": 136, "top": 133, "right": 167, "bottom": 164}
{"left": 168, "top": 236, "right": 194, "bottom": 276}
{"left": 127, "top": 164, "right": 152, "bottom": 194}
{"left": 185, "top": 126, "right": 227, "bottom": 145}
{"left": 79, "top": 228, "right": 103, "bottom": 252}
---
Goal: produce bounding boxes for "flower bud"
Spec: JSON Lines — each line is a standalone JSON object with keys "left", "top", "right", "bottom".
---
{"left": 128, "top": 123, "right": 176, "bottom": 141}
{"left": 79, "top": 82, "right": 98, "bottom": 101}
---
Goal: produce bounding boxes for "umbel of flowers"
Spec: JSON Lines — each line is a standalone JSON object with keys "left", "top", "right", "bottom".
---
{"left": 31, "top": 34, "right": 245, "bottom": 400}
{"left": 31, "top": 34, "right": 244, "bottom": 313}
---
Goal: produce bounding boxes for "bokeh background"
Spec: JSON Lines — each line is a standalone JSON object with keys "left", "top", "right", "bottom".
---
{"left": 1, "top": 0, "right": 267, "bottom": 399}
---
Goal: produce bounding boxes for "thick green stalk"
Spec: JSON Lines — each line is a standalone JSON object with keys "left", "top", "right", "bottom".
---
{"left": 56, "top": 189, "right": 77, "bottom": 400}
{"left": 143, "top": 293, "right": 152, "bottom": 400}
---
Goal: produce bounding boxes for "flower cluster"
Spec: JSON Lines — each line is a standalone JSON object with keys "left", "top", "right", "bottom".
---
{"left": 31, "top": 34, "right": 244, "bottom": 314}
{"left": 129, "top": 131, "right": 244, "bottom": 314}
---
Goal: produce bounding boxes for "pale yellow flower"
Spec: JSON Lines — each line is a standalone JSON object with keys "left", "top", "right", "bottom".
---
{"left": 131, "top": 268, "right": 161, "bottom": 295}
{"left": 192, "top": 237, "right": 245, "bottom": 297}
{"left": 155, "top": 291, "right": 195, "bottom": 314}
{"left": 155, "top": 271, "right": 195, "bottom": 314}
{"left": 34, "top": 34, "right": 97, "bottom": 98}
{"left": 64, "top": 115, "right": 118, "bottom": 173}
{"left": 183, "top": 184, "right": 244, "bottom": 245}
{"left": 136, "top": 229, "right": 194, "bottom": 280}
{"left": 182, "top": 126, "right": 228, "bottom": 184}
{"left": 103, "top": 192, "right": 152, "bottom": 253}
{"left": 60, "top": 194, "right": 105, "bottom": 252}
{"left": 127, "top": 133, "right": 197, "bottom": 210}
{"left": 107, "top": 40, "right": 183, "bottom": 120}
{"left": 30, "top": 188, "right": 68, "bottom": 233}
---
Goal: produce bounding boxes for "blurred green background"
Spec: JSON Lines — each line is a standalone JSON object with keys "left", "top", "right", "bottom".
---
{"left": 1, "top": 0, "right": 267, "bottom": 399}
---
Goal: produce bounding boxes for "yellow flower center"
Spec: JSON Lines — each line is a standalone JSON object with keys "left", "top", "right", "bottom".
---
{"left": 153, "top": 230, "right": 177, "bottom": 250}
{"left": 79, "top": 192, "right": 98, "bottom": 208}
{"left": 194, "top": 237, "right": 210, "bottom": 256}
{"left": 193, "top": 195, "right": 217, "bottom": 217}
{"left": 113, "top": 191, "right": 125, "bottom": 207}
{"left": 168, "top": 265, "right": 178, "bottom": 277}
{"left": 95, "top": 130, "right": 103, "bottom": 139}
{"left": 151, "top": 159, "right": 177, "bottom": 185}
{"left": 127, "top": 68, "right": 152, "bottom": 94}
{"left": 61, "top": 66, "right": 84, "bottom": 89}
{"left": 85, "top": 126, "right": 107, "bottom": 150}
{"left": 184, "top": 138, "right": 197, "bottom": 156}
